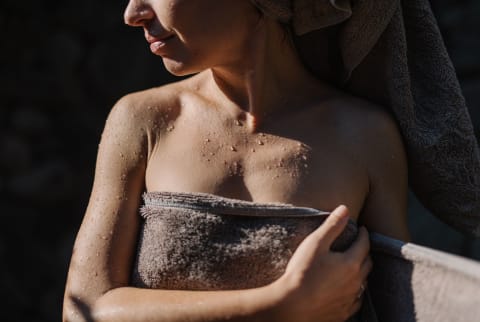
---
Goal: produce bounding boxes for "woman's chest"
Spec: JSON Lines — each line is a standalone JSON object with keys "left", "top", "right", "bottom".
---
{"left": 145, "top": 121, "right": 368, "bottom": 216}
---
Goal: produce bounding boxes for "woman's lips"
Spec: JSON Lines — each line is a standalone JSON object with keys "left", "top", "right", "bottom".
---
{"left": 147, "top": 34, "right": 175, "bottom": 53}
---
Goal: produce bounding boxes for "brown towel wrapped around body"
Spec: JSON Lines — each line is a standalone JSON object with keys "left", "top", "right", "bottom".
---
{"left": 131, "top": 192, "right": 480, "bottom": 322}
{"left": 251, "top": 0, "right": 480, "bottom": 236}
{"left": 132, "top": 192, "right": 376, "bottom": 321}
{"left": 132, "top": 191, "right": 357, "bottom": 290}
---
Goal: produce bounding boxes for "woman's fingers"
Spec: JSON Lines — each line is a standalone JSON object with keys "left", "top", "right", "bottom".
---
{"left": 347, "top": 296, "right": 364, "bottom": 318}
{"left": 280, "top": 205, "right": 375, "bottom": 322}
{"left": 360, "top": 254, "right": 373, "bottom": 281}
{"left": 312, "top": 205, "right": 350, "bottom": 253}
{"left": 345, "top": 226, "right": 370, "bottom": 264}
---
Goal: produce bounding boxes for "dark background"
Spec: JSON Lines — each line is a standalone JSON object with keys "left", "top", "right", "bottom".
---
{"left": 0, "top": 1, "right": 479, "bottom": 321}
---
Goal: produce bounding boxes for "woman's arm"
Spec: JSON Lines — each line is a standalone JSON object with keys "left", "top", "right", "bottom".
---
{"left": 63, "top": 96, "right": 372, "bottom": 322}
{"left": 357, "top": 108, "right": 410, "bottom": 241}
{"left": 67, "top": 203, "right": 370, "bottom": 322}
{"left": 63, "top": 96, "right": 150, "bottom": 320}
{"left": 92, "top": 207, "right": 370, "bottom": 322}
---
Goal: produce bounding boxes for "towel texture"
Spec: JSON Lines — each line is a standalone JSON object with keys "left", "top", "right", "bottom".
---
{"left": 132, "top": 191, "right": 357, "bottom": 290}
{"left": 132, "top": 192, "right": 375, "bottom": 321}
{"left": 131, "top": 192, "right": 480, "bottom": 321}
{"left": 251, "top": 0, "right": 480, "bottom": 236}
{"left": 369, "top": 233, "right": 480, "bottom": 322}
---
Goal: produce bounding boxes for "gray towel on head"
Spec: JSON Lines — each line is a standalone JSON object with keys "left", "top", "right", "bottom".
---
{"left": 132, "top": 191, "right": 357, "bottom": 290}
{"left": 251, "top": 0, "right": 480, "bottom": 236}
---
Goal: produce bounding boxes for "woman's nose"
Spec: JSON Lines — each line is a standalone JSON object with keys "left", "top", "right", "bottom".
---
{"left": 124, "top": 0, "right": 154, "bottom": 27}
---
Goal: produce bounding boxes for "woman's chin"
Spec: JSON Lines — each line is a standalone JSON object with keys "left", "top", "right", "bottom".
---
{"left": 163, "top": 58, "right": 201, "bottom": 77}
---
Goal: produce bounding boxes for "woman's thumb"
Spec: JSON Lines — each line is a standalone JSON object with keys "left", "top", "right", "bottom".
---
{"left": 312, "top": 205, "right": 350, "bottom": 252}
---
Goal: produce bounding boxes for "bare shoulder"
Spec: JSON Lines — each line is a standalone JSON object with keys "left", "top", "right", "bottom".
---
{"left": 103, "top": 79, "right": 192, "bottom": 158}
{"left": 109, "top": 81, "right": 183, "bottom": 131}
{"left": 324, "top": 94, "right": 409, "bottom": 239}
{"left": 318, "top": 94, "right": 406, "bottom": 167}
{"left": 325, "top": 95, "right": 402, "bottom": 147}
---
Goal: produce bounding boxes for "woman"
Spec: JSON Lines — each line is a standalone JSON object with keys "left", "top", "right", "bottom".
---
{"left": 63, "top": 0, "right": 411, "bottom": 321}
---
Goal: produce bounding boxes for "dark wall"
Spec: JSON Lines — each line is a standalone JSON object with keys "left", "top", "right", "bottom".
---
{"left": 1, "top": 1, "right": 176, "bottom": 321}
{"left": 0, "top": 1, "right": 479, "bottom": 321}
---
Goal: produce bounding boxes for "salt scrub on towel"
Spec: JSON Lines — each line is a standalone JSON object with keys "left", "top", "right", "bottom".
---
{"left": 132, "top": 191, "right": 357, "bottom": 291}
{"left": 251, "top": 0, "right": 480, "bottom": 236}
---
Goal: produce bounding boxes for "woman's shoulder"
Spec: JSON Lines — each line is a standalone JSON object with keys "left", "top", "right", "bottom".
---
{"left": 113, "top": 80, "right": 186, "bottom": 120}
{"left": 108, "top": 77, "right": 200, "bottom": 133}
{"left": 320, "top": 93, "right": 402, "bottom": 147}
{"left": 100, "top": 78, "right": 198, "bottom": 158}
{"left": 310, "top": 92, "right": 406, "bottom": 172}
{"left": 327, "top": 93, "right": 407, "bottom": 179}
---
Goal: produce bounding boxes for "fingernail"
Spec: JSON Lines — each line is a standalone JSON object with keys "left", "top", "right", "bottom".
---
{"left": 332, "top": 206, "right": 348, "bottom": 221}
{"left": 334, "top": 205, "right": 347, "bottom": 215}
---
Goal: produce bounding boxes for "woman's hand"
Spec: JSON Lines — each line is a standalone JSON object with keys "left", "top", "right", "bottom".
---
{"left": 272, "top": 205, "right": 372, "bottom": 322}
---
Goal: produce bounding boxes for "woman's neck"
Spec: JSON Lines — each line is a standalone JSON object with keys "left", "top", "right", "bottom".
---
{"left": 202, "top": 19, "right": 326, "bottom": 130}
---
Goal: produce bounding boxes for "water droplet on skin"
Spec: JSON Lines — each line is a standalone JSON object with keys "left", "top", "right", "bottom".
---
{"left": 251, "top": 148, "right": 256, "bottom": 153}
{"left": 230, "top": 146, "right": 237, "bottom": 152}
{"left": 205, "top": 138, "right": 210, "bottom": 143}
{"left": 234, "top": 120, "right": 242, "bottom": 126}
{"left": 257, "top": 140, "right": 264, "bottom": 145}
{"left": 147, "top": 106, "right": 152, "bottom": 110}
{"left": 166, "top": 124, "right": 175, "bottom": 132}
{"left": 297, "top": 143, "right": 302, "bottom": 147}
{"left": 231, "top": 162, "right": 242, "bottom": 175}
{"left": 267, "top": 165, "right": 271, "bottom": 170}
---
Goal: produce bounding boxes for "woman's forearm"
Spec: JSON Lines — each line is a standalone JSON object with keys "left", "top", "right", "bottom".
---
{"left": 64, "top": 206, "right": 371, "bottom": 322}
{"left": 68, "top": 283, "right": 285, "bottom": 322}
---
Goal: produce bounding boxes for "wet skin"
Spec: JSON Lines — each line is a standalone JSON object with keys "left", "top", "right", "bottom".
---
{"left": 144, "top": 74, "right": 400, "bottom": 228}
{"left": 63, "top": 0, "right": 409, "bottom": 321}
